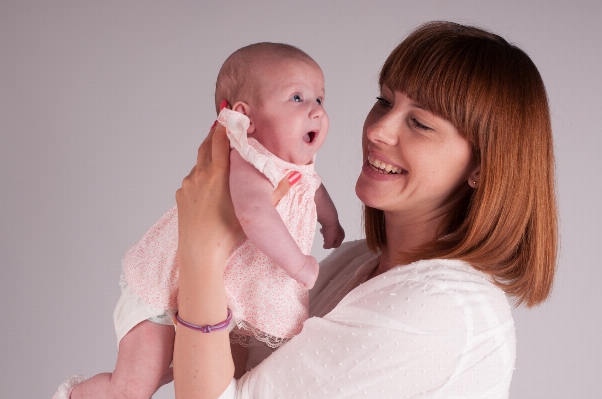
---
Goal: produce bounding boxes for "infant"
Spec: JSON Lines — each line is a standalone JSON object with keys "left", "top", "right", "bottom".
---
{"left": 54, "top": 43, "right": 344, "bottom": 399}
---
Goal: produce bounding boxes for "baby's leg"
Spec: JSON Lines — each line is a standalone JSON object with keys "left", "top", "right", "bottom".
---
{"left": 70, "top": 321, "right": 174, "bottom": 399}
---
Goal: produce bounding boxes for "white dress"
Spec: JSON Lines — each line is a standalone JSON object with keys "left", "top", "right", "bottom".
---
{"left": 219, "top": 239, "right": 516, "bottom": 398}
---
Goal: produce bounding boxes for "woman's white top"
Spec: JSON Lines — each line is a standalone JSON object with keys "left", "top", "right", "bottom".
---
{"left": 219, "top": 239, "right": 516, "bottom": 398}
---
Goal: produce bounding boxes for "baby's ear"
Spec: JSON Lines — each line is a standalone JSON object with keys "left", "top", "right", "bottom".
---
{"left": 232, "top": 101, "right": 255, "bottom": 134}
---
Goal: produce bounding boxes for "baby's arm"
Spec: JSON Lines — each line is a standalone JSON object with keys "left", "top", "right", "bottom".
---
{"left": 229, "top": 149, "right": 319, "bottom": 289}
{"left": 315, "top": 184, "right": 345, "bottom": 249}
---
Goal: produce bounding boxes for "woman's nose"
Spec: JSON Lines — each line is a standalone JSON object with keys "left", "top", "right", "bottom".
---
{"left": 366, "top": 114, "right": 399, "bottom": 146}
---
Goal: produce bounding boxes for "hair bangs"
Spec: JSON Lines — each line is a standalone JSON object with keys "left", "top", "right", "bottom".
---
{"left": 379, "top": 23, "right": 514, "bottom": 150}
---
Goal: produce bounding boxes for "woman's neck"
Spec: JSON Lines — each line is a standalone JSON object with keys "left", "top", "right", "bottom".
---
{"left": 378, "top": 210, "right": 448, "bottom": 273}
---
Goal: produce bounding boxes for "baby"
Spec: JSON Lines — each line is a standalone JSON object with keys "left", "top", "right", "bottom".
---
{"left": 54, "top": 43, "right": 344, "bottom": 399}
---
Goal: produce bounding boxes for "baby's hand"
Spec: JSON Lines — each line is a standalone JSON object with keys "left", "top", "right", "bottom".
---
{"left": 291, "top": 255, "right": 320, "bottom": 290}
{"left": 320, "top": 221, "right": 345, "bottom": 249}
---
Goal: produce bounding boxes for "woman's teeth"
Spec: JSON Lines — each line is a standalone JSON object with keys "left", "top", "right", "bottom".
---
{"left": 368, "top": 155, "right": 404, "bottom": 174}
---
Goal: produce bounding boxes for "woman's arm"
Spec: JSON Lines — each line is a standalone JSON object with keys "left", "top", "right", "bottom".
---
{"left": 173, "top": 122, "right": 241, "bottom": 399}
{"left": 173, "top": 121, "right": 295, "bottom": 398}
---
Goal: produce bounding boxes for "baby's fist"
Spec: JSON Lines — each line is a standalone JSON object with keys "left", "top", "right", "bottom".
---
{"left": 320, "top": 222, "right": 345, "bottom": 249}
{"left": 292, "top": 255, "right": 320, "bottom": 290}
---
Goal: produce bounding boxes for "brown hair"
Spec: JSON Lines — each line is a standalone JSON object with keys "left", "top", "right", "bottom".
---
{"left": 214, "top": 42, "right": 316, "bottom": 113}
{"left": 365, "top": 21, "right": 557, "bottom": 307}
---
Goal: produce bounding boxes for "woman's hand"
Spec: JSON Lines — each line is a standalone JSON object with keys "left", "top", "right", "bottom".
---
{"left": 176, "top": 122, "right": 243, "bottom": 266}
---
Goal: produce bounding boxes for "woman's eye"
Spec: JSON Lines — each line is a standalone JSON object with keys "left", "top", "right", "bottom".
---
{"left": 410, "top": 117, "right": 432, "bottom": 131}
{"left": 376, "top": 96, "right": 392, "bottom": 109}
{"left": 292, "top": 94, "right": 303, "bottom": 102}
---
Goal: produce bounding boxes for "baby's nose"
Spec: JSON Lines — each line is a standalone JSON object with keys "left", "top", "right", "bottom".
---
{"left": 310, "top": 103, "right": 325, "bottom": 119}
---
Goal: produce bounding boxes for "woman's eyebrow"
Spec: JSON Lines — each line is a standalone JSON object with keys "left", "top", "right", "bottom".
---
{"left": 411, "top": 102, "right": 426, "bottom": 110}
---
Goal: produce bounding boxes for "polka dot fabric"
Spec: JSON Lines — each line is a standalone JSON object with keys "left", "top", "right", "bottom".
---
{"left": 122, "top": 206, "right": 180, "bottom": 310}
{"left": 224, "top": 240, "right": 516, "bottom": 398}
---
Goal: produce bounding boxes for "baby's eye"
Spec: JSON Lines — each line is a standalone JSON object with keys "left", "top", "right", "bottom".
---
{"left": 292, "top": 94, "right": 303, "bottom": 102}
{"left": 316, "top": 97, "right": 323, "bottom": 105}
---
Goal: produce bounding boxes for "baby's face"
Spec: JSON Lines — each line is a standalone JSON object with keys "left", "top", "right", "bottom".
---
{"left": 247, "top": 59, "right": 329, "bottom": 165}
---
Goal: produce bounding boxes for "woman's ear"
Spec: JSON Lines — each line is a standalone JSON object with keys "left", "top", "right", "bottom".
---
{"left": 231, "top": 101, "right": 255, "bottom": 134}
{"left": 468, "top": 166, "right": 481, "bottom": 189}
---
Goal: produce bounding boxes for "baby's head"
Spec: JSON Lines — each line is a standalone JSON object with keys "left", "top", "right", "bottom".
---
{"left": 215, "top": 43, "right": 329, "bottom": 165}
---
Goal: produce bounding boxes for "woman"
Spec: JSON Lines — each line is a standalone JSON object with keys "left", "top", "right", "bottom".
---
{"left": 173, "top": 21, "right": 557, "bottom": 398}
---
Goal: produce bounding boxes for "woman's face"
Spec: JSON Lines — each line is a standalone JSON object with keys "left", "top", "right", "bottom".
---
{"left": 355, "top": 87, "right": 478, "bottom": 220}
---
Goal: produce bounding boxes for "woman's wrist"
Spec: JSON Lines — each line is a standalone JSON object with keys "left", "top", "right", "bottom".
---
{"left": 177, "top": 247, "right": 230, "bottom": 322}
{"left": 175, "top": 309, "right": 232, "bottom": 333}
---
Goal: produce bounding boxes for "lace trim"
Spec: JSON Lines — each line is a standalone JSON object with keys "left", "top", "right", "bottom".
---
{"left": 229, "top": 332, "right": 253, "bottom": 347}
{"left": 230, "top": 320, "right": 291, "bottom": 349}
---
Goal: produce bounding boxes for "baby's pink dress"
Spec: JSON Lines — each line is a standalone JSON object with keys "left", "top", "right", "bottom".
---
{"left": 123, "top": 110, "right": 322, "bottom": 348}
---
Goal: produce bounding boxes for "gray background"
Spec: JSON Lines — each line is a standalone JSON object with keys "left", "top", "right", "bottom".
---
{"left": 1, "top": 1, "right": 600, "bottom": 398}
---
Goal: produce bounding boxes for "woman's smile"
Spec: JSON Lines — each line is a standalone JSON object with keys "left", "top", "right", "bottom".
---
{"left": 367, "top": 153, "right": 407, "bottom": 174}
{"left": 356, "top": 89, "right": 476, "bottom": 214}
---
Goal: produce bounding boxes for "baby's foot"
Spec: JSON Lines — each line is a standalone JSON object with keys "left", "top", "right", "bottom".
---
{"left": 292, "top": 255, "right": 319, "bottom": 290}
{"left": 52, "top": 375, "right": 86, "bottom": 399}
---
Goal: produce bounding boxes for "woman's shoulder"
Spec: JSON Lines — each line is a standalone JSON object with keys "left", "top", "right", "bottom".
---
{"left": 395, "top": 259, "right": 512, "bottom": 308}
{"left": 335, "top": 258, "right": 514, "bottom": 329}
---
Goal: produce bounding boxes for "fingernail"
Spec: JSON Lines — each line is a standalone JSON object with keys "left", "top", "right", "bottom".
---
{"left": 220, "top": 100, "right": 229, "bottom": 111}
{"left": 288, "top": 171, "right": 302, "bottom": 185}
{"left": 210, "top": 120, "right": 217, "bottom": 130}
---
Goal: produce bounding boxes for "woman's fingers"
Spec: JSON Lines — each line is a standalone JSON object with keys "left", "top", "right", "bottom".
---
{"left": 272, "top": 171, "right": 301, "bottom": 206}
{"left": 206, "top": 100, "right": 231, "bottom": 171}
{"left": 176, "top": 117, "right": 242, "bottom": 262}
{"left": 211, "top": 123, "right": 231, "bottom": 172}
{"left": 196, "top": 123, "right": 217, "bottom": 168}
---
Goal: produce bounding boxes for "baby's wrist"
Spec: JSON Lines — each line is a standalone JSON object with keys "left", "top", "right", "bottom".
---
{"left": 289, "top": 255, "right": 318, "bottom": 289}
{"left": 321, "top": 220, "right": 341, "bottom": 229}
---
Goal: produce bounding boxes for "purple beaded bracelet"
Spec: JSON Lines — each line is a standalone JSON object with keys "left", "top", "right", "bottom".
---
{"left": 174, "top": 309, "right": 232, "bottom": 333}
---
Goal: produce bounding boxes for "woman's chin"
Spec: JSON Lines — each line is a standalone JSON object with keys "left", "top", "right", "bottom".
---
{"left": 356, "top": 161, "right": 398, "bottom": 197}
{"left": 355, "top": 175, "right": 384, "bottom": 210}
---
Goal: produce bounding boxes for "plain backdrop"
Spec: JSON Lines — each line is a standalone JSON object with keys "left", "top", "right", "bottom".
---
{"left": 1, "top": 1, "right": 600, "bottom": 398}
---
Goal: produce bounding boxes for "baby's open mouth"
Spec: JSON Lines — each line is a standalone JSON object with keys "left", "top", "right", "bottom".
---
{"left": 303, "top": 131, "right": 316, "bottom": 143}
